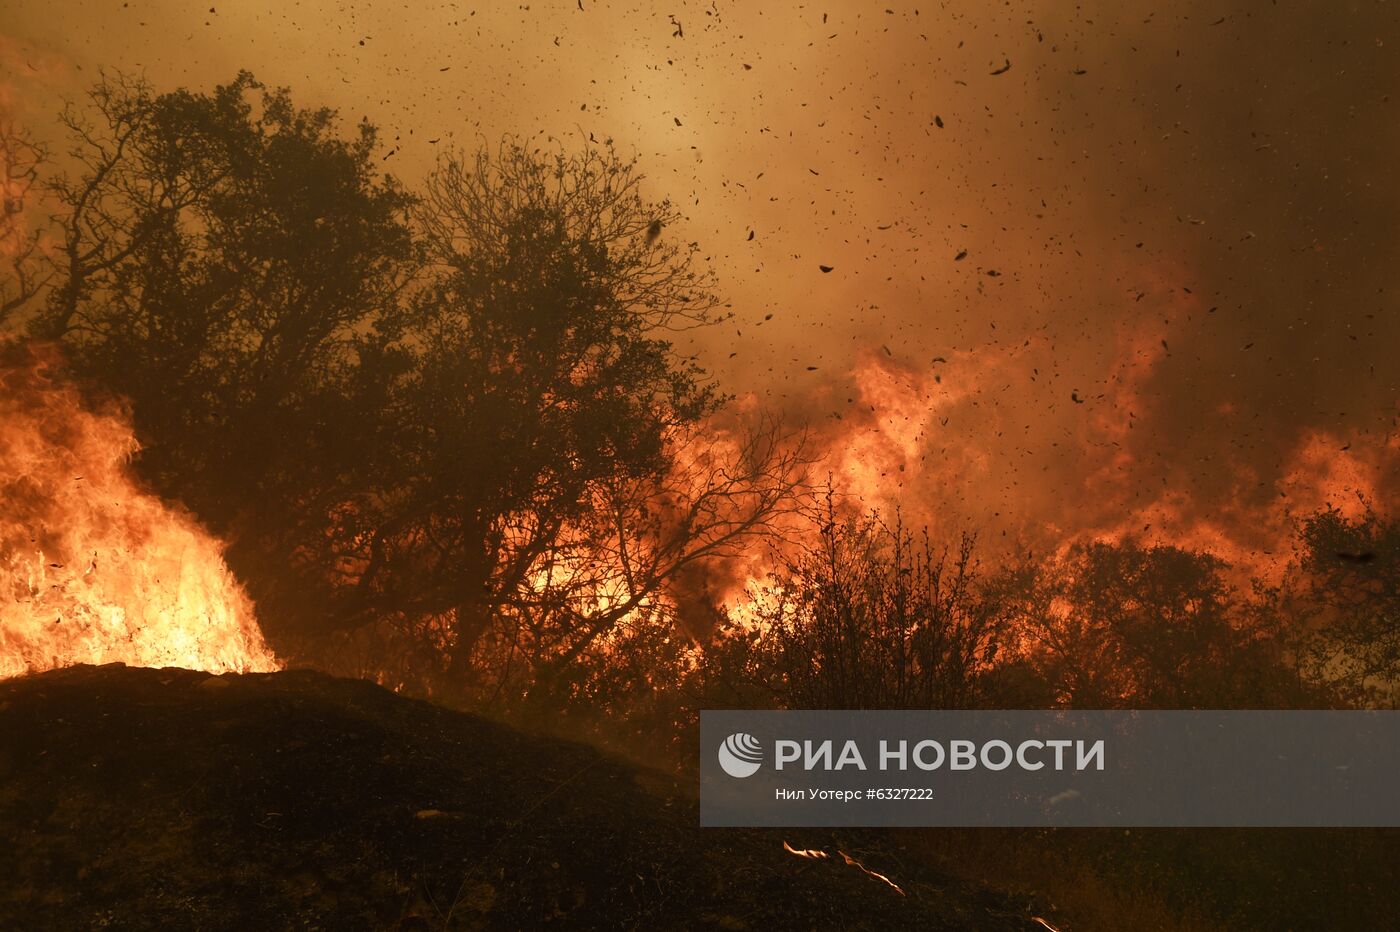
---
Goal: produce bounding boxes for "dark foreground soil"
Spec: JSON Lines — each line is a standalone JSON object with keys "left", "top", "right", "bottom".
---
{"left": 0, "top": 665, "right": 1049, "bottom": 930}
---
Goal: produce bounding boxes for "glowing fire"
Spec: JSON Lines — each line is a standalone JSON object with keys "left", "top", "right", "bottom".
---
{"left": 0, "top": 344, "right": 277, "bottom": 678}
{"left": 782, "top": 841, "right": 906, "bottom": 896}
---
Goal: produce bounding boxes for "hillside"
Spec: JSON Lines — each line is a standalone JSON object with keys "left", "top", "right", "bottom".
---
{"left": 0, "top": 664, "right": 1049, "bottom": 930}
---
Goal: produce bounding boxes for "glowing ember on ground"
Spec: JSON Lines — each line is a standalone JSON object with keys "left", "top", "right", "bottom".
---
{"left": 0, "top": 344, "right": 277, "bottom": 678}
{"left": 782, "top": 841, "right": 906, "bottom": 896}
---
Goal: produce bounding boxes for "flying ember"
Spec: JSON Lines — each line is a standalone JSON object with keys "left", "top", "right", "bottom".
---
{"left": 0, "top": 344, "right": 276, "bottom": 678}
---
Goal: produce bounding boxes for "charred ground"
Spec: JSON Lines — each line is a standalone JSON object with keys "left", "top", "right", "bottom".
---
{"left": 0, "top": 665, "right": 1048, "bottom": 931}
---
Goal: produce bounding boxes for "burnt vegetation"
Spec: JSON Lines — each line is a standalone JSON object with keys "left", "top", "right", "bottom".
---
{"left": 3, "top": 73, "right": 1399, "bottom": 930}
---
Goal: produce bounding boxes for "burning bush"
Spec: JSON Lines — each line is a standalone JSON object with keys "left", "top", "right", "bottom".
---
{"left": 702, "top": 506, "right": 1004, "bottom": 711}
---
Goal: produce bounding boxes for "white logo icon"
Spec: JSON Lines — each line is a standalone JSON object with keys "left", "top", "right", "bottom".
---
{"left": 718, "top": 732, "right": 763, "bottom": 778}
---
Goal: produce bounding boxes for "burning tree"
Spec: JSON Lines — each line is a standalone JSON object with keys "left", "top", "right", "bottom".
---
{"left": 990, "top": 540, "right": 1295, "bottom": 709}
{"left": 22, "top": 71, "right": 418, "bottom": 635}
{"left": 322, "top": 143, "right": 807, "bottom": 707}
{"left": 8, "top": 74, "right": 804, "bottom": 707}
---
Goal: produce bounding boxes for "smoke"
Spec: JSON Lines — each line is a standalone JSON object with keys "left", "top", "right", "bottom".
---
{"left": 713, "top": 0, "right": 1400, "bottom": 573}
{"left": 2, "top": 0, "right": 1395, "bottom": 574}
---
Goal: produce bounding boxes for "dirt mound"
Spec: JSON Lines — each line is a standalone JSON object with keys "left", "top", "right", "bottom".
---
{"left": 0, "top": 664, "right": 1045, "bottom": 930}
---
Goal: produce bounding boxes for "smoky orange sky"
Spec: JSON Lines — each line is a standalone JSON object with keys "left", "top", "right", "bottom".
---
{"left": 3, "top": 0, "right": 1397, "bottom": 573}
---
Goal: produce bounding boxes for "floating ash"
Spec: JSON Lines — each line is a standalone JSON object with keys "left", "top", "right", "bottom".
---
{"left": 0, "top": 342, "right": 276, "bottom": 677}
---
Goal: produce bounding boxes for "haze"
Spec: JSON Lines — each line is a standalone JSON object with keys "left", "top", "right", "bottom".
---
{"left": 3, "top": 0, "right": 1396, "bottom": 568}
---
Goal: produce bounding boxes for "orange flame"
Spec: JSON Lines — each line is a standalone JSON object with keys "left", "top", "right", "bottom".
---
{"left": 0, "top": 344, "right": 277, "bottom": 678}
{"left": 793, "top": 301, "right": 1398, "bottom": 584}
{"left": 781, "top": 841, "right": 906, "bottom": 896}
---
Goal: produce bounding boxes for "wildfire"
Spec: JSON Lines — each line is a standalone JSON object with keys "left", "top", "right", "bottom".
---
{"left": 802, "top": 311, "right": 1398, "bottom": 584}
{"left": 0, "top": 343, "right": 277, "bottom": 678}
